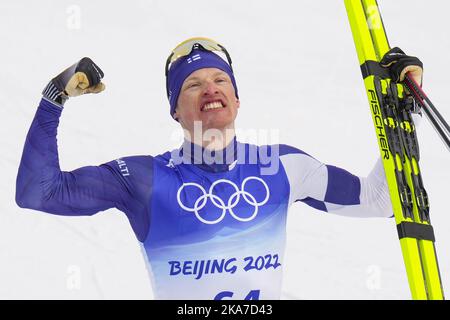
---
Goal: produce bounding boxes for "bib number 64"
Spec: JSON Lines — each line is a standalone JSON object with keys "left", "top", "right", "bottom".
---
{"left": 214, "top": 289, "right": 260, "bottom": 300}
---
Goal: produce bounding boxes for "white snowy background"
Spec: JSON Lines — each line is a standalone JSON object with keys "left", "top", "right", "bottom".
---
{"left": 1, "top": 0, "right": 449, "bottom": 299}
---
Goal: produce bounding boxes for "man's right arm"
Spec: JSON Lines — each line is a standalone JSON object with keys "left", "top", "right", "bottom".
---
{"left": 16, "top": 97, "right": 118, "bottom": 215}
{"left": 17, "top": 58, "right": 115, "bottom": 212}
{"left": 16, "top": 59, "right": 136, "bottom": 214}
{"left": 15, "top": 95, "right": 153, "bottom": 241}
{"left": 16, "top": 59, "right": 153, "bottom": 241}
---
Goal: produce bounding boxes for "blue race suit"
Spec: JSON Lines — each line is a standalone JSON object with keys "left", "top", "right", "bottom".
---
{"left": 16, "top": 98, "right": 392, "bottom": 300}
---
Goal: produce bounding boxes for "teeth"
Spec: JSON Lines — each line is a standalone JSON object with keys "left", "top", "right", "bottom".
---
{"left": 203, "top": 101, "right": 223, "bottom": 111}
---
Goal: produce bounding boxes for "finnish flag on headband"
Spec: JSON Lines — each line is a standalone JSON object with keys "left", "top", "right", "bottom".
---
{"left": 187, "top": 54, "right": 202, "bottom": 64}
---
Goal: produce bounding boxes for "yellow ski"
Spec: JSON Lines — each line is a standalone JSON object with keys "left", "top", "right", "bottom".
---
{"left": 344, "top": 0, "right": 444, "bottom": 300}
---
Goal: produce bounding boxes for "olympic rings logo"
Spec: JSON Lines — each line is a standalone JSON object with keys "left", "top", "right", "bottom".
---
{"left": 177, "top": 177, "right": 270, "bottom": 225}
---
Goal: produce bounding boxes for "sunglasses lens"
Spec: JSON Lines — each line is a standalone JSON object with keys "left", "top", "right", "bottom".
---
{"left": 165, "top": 37, "right": 234, "bottom": 99}
{"left": 166, "top": 37, "right": 232, "bottom": 75}
{"left": 169, "top": 37, "right": 223, "bottom": 65}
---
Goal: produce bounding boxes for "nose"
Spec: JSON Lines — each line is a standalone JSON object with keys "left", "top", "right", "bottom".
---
{"left": 203, "top": 80, "right": 219, "bottom": 96}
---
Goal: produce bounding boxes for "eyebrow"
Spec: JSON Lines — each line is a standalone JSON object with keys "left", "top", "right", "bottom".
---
{"left": 185, "top": 71, "right": 227, "bottom": 82}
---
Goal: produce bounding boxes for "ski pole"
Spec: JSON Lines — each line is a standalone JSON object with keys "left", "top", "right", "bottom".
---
{"left": 404, "top": 73, "right": 450, "bottom": 151}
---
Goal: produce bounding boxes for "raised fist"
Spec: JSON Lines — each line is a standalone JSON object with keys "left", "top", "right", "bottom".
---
{"left": 43, "top": 57, "right": 105, "bottom": 106}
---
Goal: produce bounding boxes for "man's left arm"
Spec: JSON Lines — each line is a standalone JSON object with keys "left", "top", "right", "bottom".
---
{"left": 280, "top": 147, "right": 392, "bottom": 218}
{"left": 281, "top": 47, "right": 424, "bottom": 218}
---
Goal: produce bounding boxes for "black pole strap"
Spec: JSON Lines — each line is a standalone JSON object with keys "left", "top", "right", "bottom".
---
{"left": 397, "top": 221, "right": 435, "bottom": 242}
{"left": 360, "top": 60, "right": 391, "bottom": 79}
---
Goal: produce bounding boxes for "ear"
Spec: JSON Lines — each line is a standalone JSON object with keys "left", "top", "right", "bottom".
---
{"left": 173, "top": 105, "right": 180, "bottom": 120}
{"left": 236, "top": 98, "right": 240, "bottom": 109}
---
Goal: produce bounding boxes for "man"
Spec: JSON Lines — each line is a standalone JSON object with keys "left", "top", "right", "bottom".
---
{"left": 16, "top": 38, "right": 423, "bottom": 300}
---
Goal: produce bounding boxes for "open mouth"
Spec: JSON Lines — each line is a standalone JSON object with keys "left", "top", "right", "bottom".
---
{"left": 201, "top": 100, "right": 226, "bottom": 112}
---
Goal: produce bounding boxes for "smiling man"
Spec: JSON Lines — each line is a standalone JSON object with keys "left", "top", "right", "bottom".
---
{"left": 167, "top": 41, "right": 241, "bottom": 154}
{"left": 16, "top": 37, "right": 423, "bottom": 300}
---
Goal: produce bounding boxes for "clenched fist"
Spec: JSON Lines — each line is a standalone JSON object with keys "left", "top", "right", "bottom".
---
{"left": 380, "top": 47, "right": 423, "bottom": 86}
{"left": 42, "top": 57, "right": 105, "bottom": 107}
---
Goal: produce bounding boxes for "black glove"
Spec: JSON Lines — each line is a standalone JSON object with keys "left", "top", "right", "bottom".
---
{"left": 380, "top": 47, "right": 423, "bottom": 85}
{"left": 42, "top": 57, "right": 105, "bottom": 107}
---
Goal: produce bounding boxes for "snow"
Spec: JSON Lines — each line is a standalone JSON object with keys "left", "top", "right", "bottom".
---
{"left": 1, "top": 0, "right": 449, "bottom": 299}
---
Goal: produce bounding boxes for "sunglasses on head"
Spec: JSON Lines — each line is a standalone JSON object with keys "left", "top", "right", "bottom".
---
{"left": 165, "top": 37, "right": 233, "bottom": 98}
